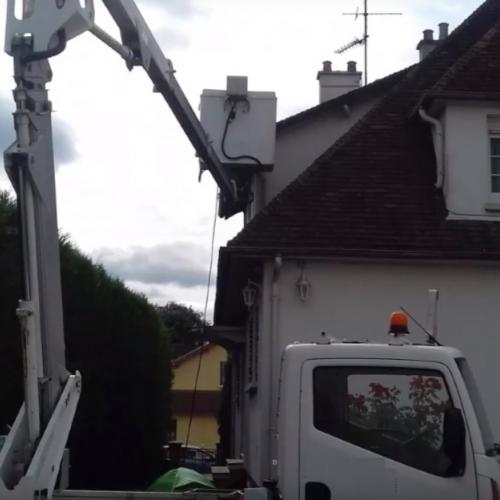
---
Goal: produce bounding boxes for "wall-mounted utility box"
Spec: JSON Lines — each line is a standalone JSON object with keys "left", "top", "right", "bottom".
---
{"left": 200, "top": 76, "right": 277, "bottom": 169}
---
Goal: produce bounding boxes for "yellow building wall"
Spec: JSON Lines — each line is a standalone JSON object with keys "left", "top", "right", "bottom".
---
{"left": 175, "top": 415, "right": 220, "bottom": 450}
{"left": 172, "top": 344, "right": 227, "bottom": 450}
{"left": 173, "top": 344, "right": 227, "bottom": 391}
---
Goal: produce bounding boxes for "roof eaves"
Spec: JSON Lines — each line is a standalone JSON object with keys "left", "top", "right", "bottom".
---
{"left": 417, "top": 91, "right": 500, "bottom": 115}
{"left": 219, "top": 245, "right": 500, "bottom": 261}
{"left": 172, "top": 342, "right": 212, "bottom": 367}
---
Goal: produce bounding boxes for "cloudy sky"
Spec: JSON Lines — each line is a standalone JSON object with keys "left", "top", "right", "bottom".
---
{"left": 0, "top": 0, "right": 483, "bottom": 317}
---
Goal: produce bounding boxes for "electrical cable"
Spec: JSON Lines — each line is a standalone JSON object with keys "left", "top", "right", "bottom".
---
{"left": 185, "top": 189, "right": 219, "bottom": 448}
{"left": 221, "top": 101, "right": 262, "bottom": 166}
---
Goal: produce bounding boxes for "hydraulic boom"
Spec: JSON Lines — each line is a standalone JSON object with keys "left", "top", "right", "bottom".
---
{"left": 1, "top": 1, "right": 244, "bottom": 498}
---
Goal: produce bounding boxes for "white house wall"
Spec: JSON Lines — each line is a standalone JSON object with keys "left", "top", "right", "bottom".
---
{"left": 261, "top": 98, "right": 379, "bottom": 207}
{"left": 241, "top": 259, "right": 500, "bottom": 483}
{"left": 443, "top": 103, "right": 500, "bottom": 219}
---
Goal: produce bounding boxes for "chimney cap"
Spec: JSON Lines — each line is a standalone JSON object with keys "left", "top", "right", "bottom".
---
{"left": 321, "top": 60, "right": 333, "bottom": 73}
{"left": 347, "top": 61, "right": 357, "bottom": 73}
{"left": 423, "top": 29, "right": 434, "bottom": 41}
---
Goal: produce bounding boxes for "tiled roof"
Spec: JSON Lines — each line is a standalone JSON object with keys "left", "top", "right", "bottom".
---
{"left": 227, "top": 0, "right": 500, "bottom": 260}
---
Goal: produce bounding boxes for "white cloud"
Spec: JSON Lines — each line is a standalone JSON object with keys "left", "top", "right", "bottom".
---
{"left": 137, "top": 0, "right": 201, "bottom": 19}
{"left": 154, "top": 26, "right": 191, "bottom": 50}
{"left": 124, "top": 280, "right": 214, "bottom": 321}
{"left": 93, "top": 242, "right": 210, "bottom": 287}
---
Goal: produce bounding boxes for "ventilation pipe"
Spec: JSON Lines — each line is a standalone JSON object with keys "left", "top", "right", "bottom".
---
{"left": 417, "top": 23, "right": 449, "bottom": 61}
{"left": 439, "top": 22, "right": 449, "bottom": 40}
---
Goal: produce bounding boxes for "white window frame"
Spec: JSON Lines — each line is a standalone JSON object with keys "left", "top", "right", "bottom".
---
{"left": 490, "top": 133, "right": 500, "bottom": 194}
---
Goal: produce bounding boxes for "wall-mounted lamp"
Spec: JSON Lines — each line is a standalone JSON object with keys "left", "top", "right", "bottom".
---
{"left": 296, "top": 264, "right": 311, "bottom": 302}
{"left": 242, "top": 280, "right": 261, "bottom": 309}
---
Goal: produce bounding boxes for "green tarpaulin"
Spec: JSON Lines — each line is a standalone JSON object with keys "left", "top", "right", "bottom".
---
{"left": 149, "top": 467, "right": 215, "bottom": 492}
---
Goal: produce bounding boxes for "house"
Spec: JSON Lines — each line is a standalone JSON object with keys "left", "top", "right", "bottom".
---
{"left": 212, "top": 0, "right": 500, "bottom": 486}
{"left": 169, "top": 343, "right": 227, "bottom": 451}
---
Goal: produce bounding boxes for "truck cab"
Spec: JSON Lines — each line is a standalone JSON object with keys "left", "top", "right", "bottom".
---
{"left": 277, "top": 341, "right": 500, "bottom": 500}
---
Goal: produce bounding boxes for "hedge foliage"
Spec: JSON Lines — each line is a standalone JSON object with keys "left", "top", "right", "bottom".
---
{"left": 0, "top": 192, "right": 172, "bottom": 490}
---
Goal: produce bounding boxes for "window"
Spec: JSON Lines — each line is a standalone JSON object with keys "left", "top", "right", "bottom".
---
{"left": 313, "top": 367, "right": 454, "bottom": 477}
{"left": 490, "top": 136, "right": 500, "bottom": 192}
{"left": 489, "top": 116, "right": 500, "bottom": 193}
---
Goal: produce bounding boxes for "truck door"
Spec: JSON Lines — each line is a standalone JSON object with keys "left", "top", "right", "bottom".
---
{"left": 299, "top": 359, "right": 478, "bottom": 500}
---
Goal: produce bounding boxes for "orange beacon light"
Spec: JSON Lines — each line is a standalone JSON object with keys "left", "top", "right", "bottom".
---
{"left": 388, "top": 312, "right": 410, "bottom": 336}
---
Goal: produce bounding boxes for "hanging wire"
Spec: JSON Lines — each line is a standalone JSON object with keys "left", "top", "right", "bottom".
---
{"left": 185, "top": 189, "right": 220, "bottom": 448}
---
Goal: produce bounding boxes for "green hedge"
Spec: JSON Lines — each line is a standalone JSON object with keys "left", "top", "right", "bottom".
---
{"left": 0, "top": 193, "right": 172, "bottom": 490}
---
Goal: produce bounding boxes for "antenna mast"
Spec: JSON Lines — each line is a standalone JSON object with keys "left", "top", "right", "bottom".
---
{"left": 338, "top": 0, "right": 402, "bottom": 85}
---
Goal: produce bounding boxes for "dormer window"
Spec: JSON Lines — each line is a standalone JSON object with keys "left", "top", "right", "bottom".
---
{"left": 441, "top": 108, "right": 500, "bottom": 219}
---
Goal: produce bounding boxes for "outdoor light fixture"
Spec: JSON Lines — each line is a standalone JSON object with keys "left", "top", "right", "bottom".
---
{"left": 242, "top": 280, "right": 261, "bottom": 309}
{"left": 296, "top": 264, "right": 311, "bottom": 302}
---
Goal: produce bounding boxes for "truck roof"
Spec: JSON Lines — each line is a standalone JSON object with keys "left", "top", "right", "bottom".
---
{"left": 283, "top": 341, "right": 464, "bottom": 365}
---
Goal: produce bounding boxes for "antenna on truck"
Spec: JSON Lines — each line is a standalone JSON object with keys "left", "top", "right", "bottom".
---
{"left": 399, "top": 306, "right": 442, "bottom": 346}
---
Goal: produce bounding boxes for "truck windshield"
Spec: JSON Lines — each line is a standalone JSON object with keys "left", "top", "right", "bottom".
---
{"left": 314, "top": 367, "right": 455, "bottom": 476}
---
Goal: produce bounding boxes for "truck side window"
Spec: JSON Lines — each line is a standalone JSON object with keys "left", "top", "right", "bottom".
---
{"left": 313, "top": 367, "right": 455, "bottom": 477}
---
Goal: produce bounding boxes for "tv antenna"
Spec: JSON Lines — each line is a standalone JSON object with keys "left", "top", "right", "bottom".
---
{"left": 337, "top": 1, "right": 402, "bottom": 86}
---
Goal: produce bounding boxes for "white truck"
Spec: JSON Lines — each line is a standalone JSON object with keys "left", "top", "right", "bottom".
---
{"left": 276, "top": 340, "right": 500, "bottom": 500}
{"left": 1, "top": 2, "right": 500, "bottom": 500}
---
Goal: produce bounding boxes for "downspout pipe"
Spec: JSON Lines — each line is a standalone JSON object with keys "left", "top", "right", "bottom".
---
{"left": 268, "top": 253, "right": 282, "bottom": 481}
{"left": 419, "top": 108, "right": 445, "bottom": 189}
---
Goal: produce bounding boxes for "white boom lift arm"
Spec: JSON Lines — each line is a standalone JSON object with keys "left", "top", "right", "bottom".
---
{"left": 1, "top": 1, "right": 242, "bottom": 499}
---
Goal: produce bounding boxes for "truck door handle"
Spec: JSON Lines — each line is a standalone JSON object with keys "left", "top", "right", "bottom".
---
{"left": 306, "top": 482, "right": 331, "bottom": 500}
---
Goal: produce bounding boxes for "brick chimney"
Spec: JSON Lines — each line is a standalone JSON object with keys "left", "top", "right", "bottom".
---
{"left": 317, "top": 60, "right": 362, "bottom": 103}
{"left": 417, "top": 23, "right": 449, "bottom": 61}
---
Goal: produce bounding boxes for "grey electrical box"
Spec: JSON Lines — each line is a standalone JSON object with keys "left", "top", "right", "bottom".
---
{"left": 226, "top": 76, "right": 248, "bottom": 98}
{"left": 200, "top": 76, "right": 276, "bottom": 168}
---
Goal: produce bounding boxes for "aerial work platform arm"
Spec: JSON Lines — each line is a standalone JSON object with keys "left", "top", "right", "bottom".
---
{"left": 5, "top": 0, "right": 243, "bottom": 217}
{"left": 98, "top": 0, "right": 242, "bottom": 216}
{"left": 1, "top": 1, "right": 243, "bottom": 499}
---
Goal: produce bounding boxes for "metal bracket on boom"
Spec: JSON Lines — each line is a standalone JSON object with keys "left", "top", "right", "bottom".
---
{"left": 5, "top": 0, "right": 94, "bottom": 57}
{"left": 99, "top": 0, "right": 242, "bottom": 216}
{"left": 0, "top": 373, "right": 81, "bottom": 500}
